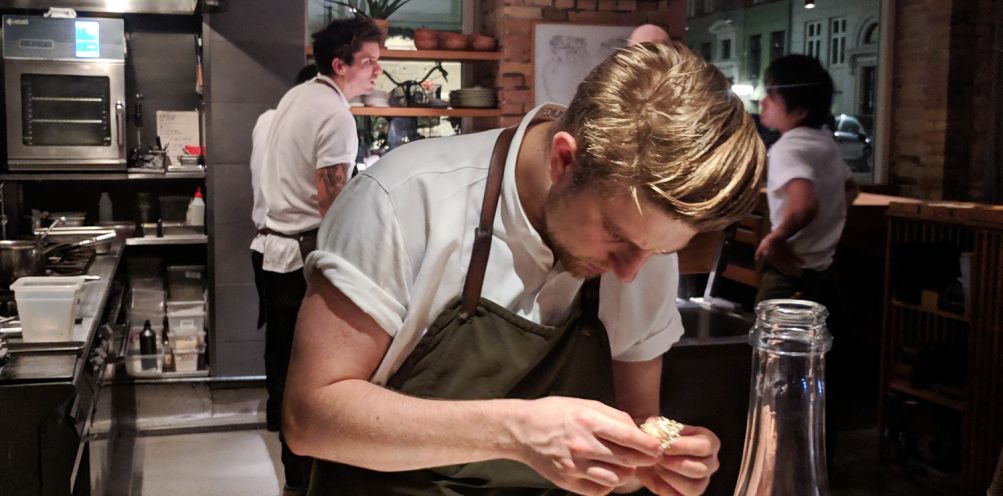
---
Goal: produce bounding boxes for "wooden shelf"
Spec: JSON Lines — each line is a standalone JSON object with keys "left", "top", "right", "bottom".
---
{"left": 379, "top": 48, "right": 502, "bottom": 61}
{"left": 351, "top": 107, "right": 500, "bottom": 118}
{"left": 306, "top": 47, "right": 503, "bottom": 61}
{"left": 891, "top": 300, "right": 970, "bottom": 323}
{"left": 888, "top": 377, "right": 965, "bottom": 412}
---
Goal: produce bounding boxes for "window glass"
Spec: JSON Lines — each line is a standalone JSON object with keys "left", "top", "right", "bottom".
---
{"left": 686, "top": 0, "right": 884, "bottom": 183}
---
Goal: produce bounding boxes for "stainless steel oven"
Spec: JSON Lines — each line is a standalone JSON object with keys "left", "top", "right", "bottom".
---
{"left": 3, "top": 15, "right": 126, "bottom": 171}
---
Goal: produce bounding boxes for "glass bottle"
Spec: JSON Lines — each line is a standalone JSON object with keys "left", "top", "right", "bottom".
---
{"left": 734, "top": 299, "right": 833, "bottom": 496}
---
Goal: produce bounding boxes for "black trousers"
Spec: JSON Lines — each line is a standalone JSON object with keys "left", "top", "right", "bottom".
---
{"left": 258, "top": 253, "right": 313, "bottom": 490}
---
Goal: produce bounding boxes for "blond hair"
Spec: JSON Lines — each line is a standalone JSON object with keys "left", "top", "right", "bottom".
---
{"left": 557, "top": 41, "right": 766, "bottom": 231}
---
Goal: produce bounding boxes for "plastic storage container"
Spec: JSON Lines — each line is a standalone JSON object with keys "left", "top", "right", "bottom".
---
{"left": 173, "top": 343, "right": 206, "bottom": 373}
{"left": 166, "top": 299, "right": 205, "bottom": 332}
{"left": 166, "top": 265, "right": 205, "bottom": 302}
{"left": 125, "top": 346, "right": 164, "bottom": 377}
{"left": 128, "top": 288, "right": 166, "bottom": 329}
{"left": 10, "top": 276, "right": 85, "bottom": 342}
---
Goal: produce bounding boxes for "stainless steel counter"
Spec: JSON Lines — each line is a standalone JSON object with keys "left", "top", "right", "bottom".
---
{"left": 0, "top": 240, "right": 123, "bottom": 384}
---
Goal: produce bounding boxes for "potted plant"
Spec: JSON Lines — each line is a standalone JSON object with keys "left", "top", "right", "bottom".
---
{"left": 325, "top": 0, "right": 412, "bottom": 44}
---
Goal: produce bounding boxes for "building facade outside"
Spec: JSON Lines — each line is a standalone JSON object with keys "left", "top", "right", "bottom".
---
{"left": 686, "top": 0, "right": 883, "bottom": 177}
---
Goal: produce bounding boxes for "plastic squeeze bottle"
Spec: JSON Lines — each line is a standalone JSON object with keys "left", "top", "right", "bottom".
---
{"left": 186, "top": 187, "right": 205, "bottom": 226}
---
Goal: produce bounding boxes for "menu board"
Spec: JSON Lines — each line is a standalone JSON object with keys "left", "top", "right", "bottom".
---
{"left": 155, "top": 110, "right": 200, "bottom": 164}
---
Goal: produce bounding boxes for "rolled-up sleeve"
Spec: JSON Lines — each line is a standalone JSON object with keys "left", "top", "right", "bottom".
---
{"left": 602, "top": 253, "right": 684, "bottom": 362}
{"left": 305, "top": 175, "right": 413, "bottom": 337}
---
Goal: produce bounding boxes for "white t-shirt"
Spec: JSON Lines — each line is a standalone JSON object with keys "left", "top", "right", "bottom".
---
{"left": 766, "top": 126, "right": 852, "bottom": 271}
{"left": 260, "top": 75, "right": 358, "bottom": 273}
{"left": 249, "top": 109, "right": 275, "bottom": 254}
{"left": 305, "top": 104, "right": 684, "bottom": 385}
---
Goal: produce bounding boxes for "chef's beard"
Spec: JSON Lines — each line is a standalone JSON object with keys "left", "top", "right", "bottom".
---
{"left": 542, "top": 195, "right": 604, "bottom": 279}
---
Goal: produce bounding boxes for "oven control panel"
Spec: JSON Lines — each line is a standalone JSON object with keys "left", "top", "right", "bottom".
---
{"left": 3, "top": 16, "right": 124, "bottom": 61}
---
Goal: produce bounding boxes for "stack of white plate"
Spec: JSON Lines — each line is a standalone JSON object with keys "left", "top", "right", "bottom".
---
{"left": 449, "top": 88, "right": 497, "bottom": 109}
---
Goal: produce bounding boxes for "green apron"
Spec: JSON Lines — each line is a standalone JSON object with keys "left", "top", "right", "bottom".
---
{"left": 308, "top": 127, "right": 616, "bottom": 495}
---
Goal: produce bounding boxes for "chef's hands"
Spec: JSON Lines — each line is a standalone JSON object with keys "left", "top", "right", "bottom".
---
{"left": 634, "top": 424, "right": 721, "bottom": 496}
{"left": 513, "top": 397, "right": 664, "bottom": 496}
{"left": 755, "top": 232, "right": 804, "bottom": 277}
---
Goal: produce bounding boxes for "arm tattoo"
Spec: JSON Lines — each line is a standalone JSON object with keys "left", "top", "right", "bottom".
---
{"left": 319, "top": 163, "right": 350, "bottom": 199}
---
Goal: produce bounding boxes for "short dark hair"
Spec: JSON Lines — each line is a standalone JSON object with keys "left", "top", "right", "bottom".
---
{"left": 296, "top": 64, "right": 318, "bottom": 84}
{"left": 764, "top": 54, "right": 834, "bottom": 129}
{"left": 311, "top": 16, "right": 383, "bottom": 76}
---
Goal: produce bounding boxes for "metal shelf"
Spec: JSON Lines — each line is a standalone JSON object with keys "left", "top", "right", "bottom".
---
{"left": 125, "top": 234, "right": 208, "bottom": 246}
{"left": 0, "top": 170, "right": 205, "bottom": 181}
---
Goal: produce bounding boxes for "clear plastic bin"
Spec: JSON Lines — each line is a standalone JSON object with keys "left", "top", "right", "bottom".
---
{"left": 125, "top": 346, "right": 164, "bottom": 377}
{"left": 166, "top": 265, "right": 205, "bottom": 302}
{"left": 167, "top": 299, "right": 205, "bottom": 332}
{"left": 130, "top": 288, "right": 166, "bottom": 311}
{"left": 173, "top": 344, "right": 206, "bottom": 373}
{"left": 10, "top": 276, "right": 85, "bottom": 342}
{"left": 129, "top": 277, "right": 164, "bottom": 291}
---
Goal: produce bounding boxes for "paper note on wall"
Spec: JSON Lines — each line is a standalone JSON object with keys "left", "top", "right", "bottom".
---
{"left": 156, "top": 110, "right": 200, "bottom": 164}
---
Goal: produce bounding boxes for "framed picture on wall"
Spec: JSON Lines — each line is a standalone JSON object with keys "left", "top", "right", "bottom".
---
{"left": 533, "top": 23, "right": 635, "bottom": 107}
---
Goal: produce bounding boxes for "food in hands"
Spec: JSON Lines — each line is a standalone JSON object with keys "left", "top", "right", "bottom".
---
{"left": 640, "top": 417, "right": 684, "bottom": 450}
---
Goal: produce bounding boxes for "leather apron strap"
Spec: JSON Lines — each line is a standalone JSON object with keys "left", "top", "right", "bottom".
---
{"left": 459, "top": 126, "right": 518, "bottom": 320}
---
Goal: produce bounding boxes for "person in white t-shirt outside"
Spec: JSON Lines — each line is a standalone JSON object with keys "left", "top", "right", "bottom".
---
{"left": 754, "top": 54, "right": 858, "bottom": 308}
{"left": 256, "top": 15, "right": 382, "bottom": 496}
{"left": 283, "top": 42, "right": 767, "bottom": 495}
{"left": 250, "top": 64, "right": 318, "bottom": 333}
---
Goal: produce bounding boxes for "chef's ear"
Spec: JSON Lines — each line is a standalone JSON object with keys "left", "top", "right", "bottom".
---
{"left": 330, "top": 57, "right": 347, "bottom": 77}
{"left": 549, "top": 131, "right": 577, "bottom": 185}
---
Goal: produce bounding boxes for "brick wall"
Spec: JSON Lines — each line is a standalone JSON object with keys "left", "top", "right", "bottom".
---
{"left": 890, "top": 0, "right": 997, "bottom": 200}
{"left": 476, "top": 0, "right": 687, "bottom": 127}
{"left": 889, "top": 0, "right": 950, "bottom": 199}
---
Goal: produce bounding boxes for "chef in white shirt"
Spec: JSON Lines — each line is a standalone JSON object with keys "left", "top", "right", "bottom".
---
{"left": 284, "top": 42, "right": 766, "bottom": 496}
{"left": 250, "top": 64, "right": 318, "bottom": 331}
{"left": 255, "top": 15, "right": 382, "bottom": 496}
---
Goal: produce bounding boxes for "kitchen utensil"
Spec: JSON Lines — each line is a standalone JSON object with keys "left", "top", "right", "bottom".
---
{"left": 0, "top": 240, "right": 48, "bottom": 288}
{"left": 36, "top": 216, "right": 66, "bottom": 248}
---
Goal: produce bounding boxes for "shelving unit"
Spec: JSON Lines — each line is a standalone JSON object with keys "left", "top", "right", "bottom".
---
{"left": 879, "top": 201, "right": 1003, "bottom": 494}
{"left": 344, "top": 48, "right": 502, "bottom": 120}
{"left": 0, "top": 170, "right": 205, "bottom": 181}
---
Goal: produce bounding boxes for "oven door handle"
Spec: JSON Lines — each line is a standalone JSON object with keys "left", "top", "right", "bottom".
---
{"left": 115, "top": 100, "right": 125, "bottom": 148}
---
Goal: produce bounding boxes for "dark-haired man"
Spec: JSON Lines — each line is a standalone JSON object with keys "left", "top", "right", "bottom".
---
{"left": 257, "top": 16, "right": 382, "bottom": 496}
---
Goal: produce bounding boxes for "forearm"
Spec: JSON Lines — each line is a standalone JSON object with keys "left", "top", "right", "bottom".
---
{"left": 285, "top": 378, "right": 528, "bottom": 471}
{"left": 770, "top": 207, "right": 814, "bottom": 240}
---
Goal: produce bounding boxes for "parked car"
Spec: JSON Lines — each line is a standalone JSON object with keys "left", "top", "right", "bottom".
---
{"left": 833, "top": 113, "right": 873, "bottom": 172}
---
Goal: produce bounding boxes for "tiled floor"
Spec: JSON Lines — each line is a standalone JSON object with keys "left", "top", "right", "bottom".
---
{"left": 91, "top": 429, "right": 286, "bottom": 496}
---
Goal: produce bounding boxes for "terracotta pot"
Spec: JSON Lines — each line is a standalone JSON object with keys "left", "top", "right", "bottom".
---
{"left": 471, "top": 34, "right": 496, "bottom": 51}
{"left": 414, "top": 28, "right": 438, "bottom": 40}
{"left": 372, "top": 18, "right": 390, "bottom": 47}
{"left": 439, "top": 32, "right": 469, "bottom": 51}
{"left": 415, "top": 37, "right": 439, "bottom": 50}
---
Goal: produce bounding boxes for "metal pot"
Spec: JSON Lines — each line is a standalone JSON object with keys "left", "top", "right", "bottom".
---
{"left": 0, "top": 240, "right": 46, "bottom": 288}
